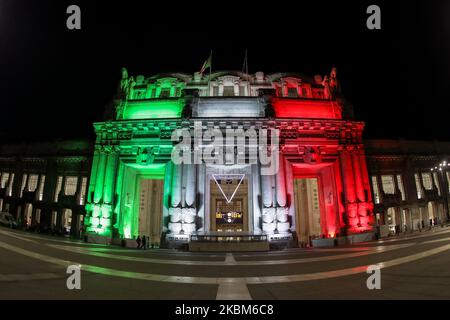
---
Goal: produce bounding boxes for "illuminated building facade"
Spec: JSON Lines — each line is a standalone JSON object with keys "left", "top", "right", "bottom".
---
{"left": 82, "top": 68, "right": 375, "bottom": 246}
{"left": 2, "top": 69, "right": 449, "bottom": 247}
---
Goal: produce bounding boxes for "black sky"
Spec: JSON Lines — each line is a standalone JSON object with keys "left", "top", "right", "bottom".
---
{"left": 0, "top": 0, "right": 449, "bottom": 142}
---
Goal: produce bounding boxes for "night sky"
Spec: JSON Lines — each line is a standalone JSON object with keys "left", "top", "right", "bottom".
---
{"left": 1, "top": 0, "right": 449, "bottom": 142}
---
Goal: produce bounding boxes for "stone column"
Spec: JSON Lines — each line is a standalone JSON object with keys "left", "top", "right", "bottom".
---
{"left": 218, "top": 80, "right": 224, "bottom": 96}
{"left": 233, "top": 81, "right": 240, "bottom": 96}
{"left": 103, "top": 147, "right": 119, "bottom": 204}
{"left": 352, "top": 147, "right": 369, "bottom": 228}
{"left": 261, "top": 169, "right": 273, "bottom": 208}
{"left": 94, "top": 149, "right": 107, "bottom": 204}
{"left": 339, "top": 146, "right": 358, "bottom": 230}
{"left": 276, "top": 154, "right": 287, "bottom": 207}
{"left": 185, "top": 164, "right": 196, "bottom": 207}
{"left": 352, "top": 149, "right": 365, "bottom": 203}
{"left": 171, "top": 164, "right": 182, "bottom": 207}
{"left": 35, "top": 174, "right": 42, "bottom": 201}
{"left": 101, "top": 146, "right": 119, "bottom": 234}
{"left": 87, "top": 146, "right": 100, "bottom": 203}
{"left": 358, "top": 149, "right": 372, "bottom": 203}
{"left": 252, "top": 163, "right": 262, "bottom": 232}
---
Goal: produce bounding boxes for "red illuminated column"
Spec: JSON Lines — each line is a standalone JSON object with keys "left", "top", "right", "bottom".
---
{"left": 333, "top": 160, "right": 346, "bottom": 229}
{"left": 357, "top": 147, "right": 374, "bottom": 227}
{"left": 339, "top": 146, "right": 358, "bottom": 230}
{"left": 351, "top": 147, "right": 368, "bottom": 228}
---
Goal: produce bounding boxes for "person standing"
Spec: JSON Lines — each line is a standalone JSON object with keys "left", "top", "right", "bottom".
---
{"left": 136, "top": 235, "right": 142, "bottom": 249}
{"left": 141, "top": 235, "right": 147, "bottom": 250}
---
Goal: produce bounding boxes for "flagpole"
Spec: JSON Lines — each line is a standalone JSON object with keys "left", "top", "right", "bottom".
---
{"left": 245, "top": 49, "right": 251, "bottom": 96}
{"left": 209, "top": 49, "right": 212, "bottom": 96}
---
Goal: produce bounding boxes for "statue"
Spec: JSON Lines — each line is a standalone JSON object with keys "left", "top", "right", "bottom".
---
{"left": 322, "top": 75, "right": 331, "bottom": 99}
{"left": 329, "top": 67, "right": 340, "bottom": 98}
{"left": 322, "top": 67, "right": 340, "bottom": 99}
{"left": 118, "top": 67, "right": 135, "bottom": 100}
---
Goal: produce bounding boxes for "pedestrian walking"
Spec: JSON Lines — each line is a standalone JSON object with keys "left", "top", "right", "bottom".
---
{"left": 136, "top": 235, "right": 142, "bottom": 249}
{"left": 142, "top": 235, "right": 147, "bottom": 250}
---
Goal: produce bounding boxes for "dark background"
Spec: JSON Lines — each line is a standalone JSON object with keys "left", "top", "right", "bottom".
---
{"left": 0, "top": 0, "right": 449, "bottom": 142}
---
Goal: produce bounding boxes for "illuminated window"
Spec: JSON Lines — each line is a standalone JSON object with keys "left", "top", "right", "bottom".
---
{"left": 447, "top": 172, "right": 450, "bottom": 194}
{"left": 396, "top": 174, "right": 406, "bottom": 200}
{"left": 54, "top": 176, "right": 63, "bottom": 202}
{"left": 28, "top": 174, "right": 39, "bottom": 192}
{"left": 38, "top": 175, "right": 46, "bottom": 201}
{"left": 7, "top": 173, "right": 14, "bottom": 196}
{"left": 287, "top": 87, "right": 298, "bottom": 97}
{"left": 422, "top": 173, "right": 433, "bottom": 190}
{"left": 175, "top": 87, "right": 181, "bottom": 97}
{"left": 133, "top": 90, "right": 145, "bottom": 99}
{"left": 35, "top": 209, "right": 41, "bottom": 223}
{"left": 213, "top": 86, "right": 219, "bottom": 96}
{"left": 433, "top": 172, "right": 441, "bottom": 196}
{"left": 1, "top": 173, "right": 9, "bottom": 188}
{"left": 64, "top": 176, "right": 78, "bottom": 196}
{"left": 51, "top": 211, "right": 57, "bottom": 227}
{"left": 159, "top": 88, "right": 170, "bottom": 98}
{"left": 239, "top": 86, "right": 246, "bottom": 96}
{"left": 150, "top": 88, "right": 156, "bottom": 98}
{"left": 79, "top": 177, "right": 87, "bottom": 205}
{"left": 415, "top": 173, "right": 423, "bottom": 199}
{"left": 381, "top": 175, "right": 395, "bottom": 194}
{"left": 20, "top": 174, "right": 27, "bottom": 198}
{"left": 387, "top": 207, "right": 396, "bottom": 225}
{"left": 371, "top": 176, "right": 380, "bottom": 204}
{"left": 223, "top": 86, "right": 234, "bottom": 96}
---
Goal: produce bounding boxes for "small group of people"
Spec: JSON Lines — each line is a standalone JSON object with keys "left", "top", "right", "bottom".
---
{"left": 136, "top": 235, "right": 149, "bottom": 249}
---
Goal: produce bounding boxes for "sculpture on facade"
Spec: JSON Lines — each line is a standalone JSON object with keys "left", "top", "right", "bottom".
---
{"left": 322, "top": 67, "right": 341, "bottom": 100}
{"left": 118, "top": 67, "right": 135, "bottom": 100}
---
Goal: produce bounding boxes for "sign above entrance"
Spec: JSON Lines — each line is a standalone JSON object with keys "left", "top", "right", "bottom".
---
{"left": 212, "top": 174, "right": 245, "bottom": 204}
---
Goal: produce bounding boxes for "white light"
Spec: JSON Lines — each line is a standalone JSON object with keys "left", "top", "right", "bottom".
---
{"left": 212, "top": 174, "right": 245, "bottom": 203}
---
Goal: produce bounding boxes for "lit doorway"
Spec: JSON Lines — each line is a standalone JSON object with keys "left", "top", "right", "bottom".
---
{"left": 24, "top": 203, "right": 33, "bottom": 227}
{"left": 210, "top": 176, "right": 248, "bottom": 232}
{"left": 294, "top": 178, "right": 323, "bottom": 243}
{"left": 138, "top": 179, "right": 164, "bottom": 244}
{"left": 62, "top": 209, "right": 72, "bottom": 234}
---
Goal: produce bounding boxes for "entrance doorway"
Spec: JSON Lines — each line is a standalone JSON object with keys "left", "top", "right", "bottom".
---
{"left": 210, "top": 175, "right": 248, "bottom": 232}
{"left": 294, "top": 178, "right": 323, "bottom": 243}
{"left": 24, "top": 203, "right": 33, "bottom": 227}
{"left": 138, "top": 179, "right": 164, "bottom": 245}
{"left": 62, "top": 209, "right": 72, "bottom": 234}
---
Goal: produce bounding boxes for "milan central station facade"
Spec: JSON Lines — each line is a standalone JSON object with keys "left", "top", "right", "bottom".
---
{"left": 1, "top": 68, "right": 449, "bottom": 249}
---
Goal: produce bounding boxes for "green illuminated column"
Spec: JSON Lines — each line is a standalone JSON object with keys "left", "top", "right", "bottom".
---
{"left": 94, "top": 150, "right": 107, "bottom": 203}
{"left": 162, "top": 161, "right": 173, "bottom": 232}
{"left": 87, "top": 146, "right": 101, "bottom": 203}
{"left": 103, "top": 147, "right": 119, "bottom": 204}
{"left": 100, "top": 146, "right": 119, "bottom": 234}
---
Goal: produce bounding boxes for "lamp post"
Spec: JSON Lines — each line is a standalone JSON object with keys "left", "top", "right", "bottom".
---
{"left": 431, "top": 160, "right": 450, "bottom": 222}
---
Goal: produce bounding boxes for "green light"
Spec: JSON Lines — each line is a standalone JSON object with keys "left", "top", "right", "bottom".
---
{"left": 116, "top": 163, "right": 167, "bottom": 239}
{"left": 122, "top": 99, "right": 184, "bottom": 120}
